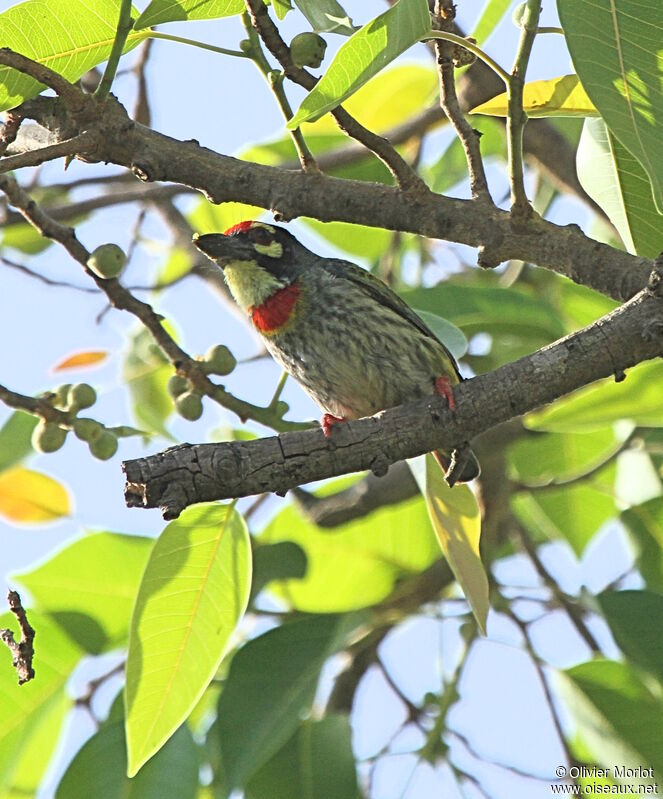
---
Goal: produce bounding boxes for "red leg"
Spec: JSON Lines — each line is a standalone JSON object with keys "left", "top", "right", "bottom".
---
{"left": 434, "top": 376, "right": 456, "bottom": 411}
{"left": 321, "top": 413, "right": 345, "bottom": 438}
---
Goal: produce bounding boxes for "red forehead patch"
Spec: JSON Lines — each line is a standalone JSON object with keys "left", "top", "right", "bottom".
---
{"left": 224, "top": 220, "right": 255, "bottom": 236}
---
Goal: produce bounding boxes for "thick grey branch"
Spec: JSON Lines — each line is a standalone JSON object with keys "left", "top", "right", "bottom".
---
{"left": 123, "top": 282, "right": 663, "bottom": 518}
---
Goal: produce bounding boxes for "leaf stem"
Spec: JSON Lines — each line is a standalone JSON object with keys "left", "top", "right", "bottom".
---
{"left": 424, "top": 30, "right": 510, "bottom": 85}
{"left": 96, "top": 0, "right": 134, "bottom": 98}
{"left": 147, "top": 31, "right": 249, "bottom": 59}
{"left": 507, "top": 0, "right": 542, "bottom": 216}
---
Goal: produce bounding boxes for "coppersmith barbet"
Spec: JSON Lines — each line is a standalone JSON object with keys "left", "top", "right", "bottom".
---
{"left": 194, "top": 221, "right": 480, "bottom": 483}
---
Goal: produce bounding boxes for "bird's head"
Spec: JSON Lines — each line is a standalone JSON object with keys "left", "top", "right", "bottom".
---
{"left": 193, "top": 221, "right": 313, "bottom": 314}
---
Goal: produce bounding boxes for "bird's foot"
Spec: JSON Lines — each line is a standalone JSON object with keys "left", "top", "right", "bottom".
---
{"left": 434, "top": 376, "right": 456, "bottom": 411}
{"left": 321, "top": 413, "right": 345, "bottom": 438}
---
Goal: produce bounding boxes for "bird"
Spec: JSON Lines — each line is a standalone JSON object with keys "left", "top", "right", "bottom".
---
{"left": 193, "top": 220, "right": 480, "bottom": 483}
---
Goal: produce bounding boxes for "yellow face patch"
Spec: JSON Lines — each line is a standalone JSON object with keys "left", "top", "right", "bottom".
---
{"left": 223, "top": 259, "right": 286, "bottom": 312}
{"left": 254, "top": 240, "right": 283, "bottom": 258}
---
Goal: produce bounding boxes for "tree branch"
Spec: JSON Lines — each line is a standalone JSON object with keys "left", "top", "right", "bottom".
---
{"left": 0, "top": 591, "right": 35, "bottom": 685}
{"left": 123, "top": 277, "right": 663, "bottom": 517}
{"left": 1, "top": 47, "right": 649, "bottom": 301}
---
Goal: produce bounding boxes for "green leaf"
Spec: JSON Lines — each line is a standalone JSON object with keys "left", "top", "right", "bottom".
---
{"left": 250, "top": 541, "right": 307, "bottom": 603}
{"left": 123, "top": 326, "right": 173, "bottom": 438}
{"left": 526, "top": 360, "right": 663, "bottom": 432}
{"left": 0, "top": 411, "right": 38, "bottom": 474}
{"left": 507, "top": 427, "right": 623, "bottom": 485}
{"left": 135, "top": 0, "right": 244, "bottom": 29}
{"left": 125, "top": 504, "right": 251, "bottom": 776}
{"left": 622, "top": 498, "right": 663, "bottom": 593}
{"left": 287, "top": 0, "right": 431, "bottom": 127}
{"left": 0, "top": 0, "right": 147, "bottom": 112}
{"left": 425, "top": 118, "right": 505, "bottom": 194}
{"left": 294, "top": 0, "right": 356, "bottom": 35}
{"left": 0, "top": 612, "right": 82, "bottom": 782}
{"left": 409, "top": 455, "right": 488, "bottom": 633}
{"left": 211, "top": 614, "right": 358, "bottom": 793}
{"left": 577, "top": 118, "right": 663, "bottom": 259}
{"left": 273, "top": 0, "right": 292, "bottom": 20}
{"left": 402, "top": 281, "right": 566, "bottom": 361}
{"left": 471, "top": 0, "right": 513, "bottom": 45}
{"left": 558, "top": 660, "right": 663, "bottom": 776}
{"left": 554, "top": 278, "right": 617, "bottom": 332}
{"left": 187, "top": 198, "right": 263, "bottom": 235}
{"left": 16, "top": 531, "right": 153, "bottom": 653}
{"left": 413, "top": 309, "right": 468, "bottom": 359}
{"left": 259, "top": 488, "right": 439, "bottom": 612}
{"left": 303, "top": 219, "right": 393, "bottom": 260}
{"left": 0, "top": 690, "right": 69, "bottom": 799}
{"left": 512, "top": 477, "right": 617, "bottom": 556}
{"left": 471, "top": 74, "right": 598, "bottom": 117}
{"left": 246, "top": 715, "right": 357, "bottom": 799}
{"left": 558, "top": 0, "right": 663, "bottom": 212}
{"left": 55, "top": 721, "right": 198, "bottom": 799}
{"left": 598, "top": 590, "right": 663, "bottom": 683}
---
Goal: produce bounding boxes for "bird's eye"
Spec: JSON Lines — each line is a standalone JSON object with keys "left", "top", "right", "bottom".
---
{"left": 248, "top": 227, "right": 273, "bottom": 245}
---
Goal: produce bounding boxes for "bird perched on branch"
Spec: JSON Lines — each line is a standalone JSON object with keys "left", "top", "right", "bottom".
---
{"left": 194, "top": 221, "right": 480, "bottom": 484}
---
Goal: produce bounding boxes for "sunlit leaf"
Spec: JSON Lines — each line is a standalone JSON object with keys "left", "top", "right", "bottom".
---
{"left": 409, "top": 455, "right": 488, "bottom": 633}
{"left": 512, "top": 475, "right": 617, "bottom": 556}
{"left": 303, "top": 219, "right": 392, "bottom": 260}
{"left": 577, "top": 118, "right": 663, "bottom": 259}
{"left": 526, "top": 360, "right": 663, "bottom": 432}
{"left": 622, "top": 497, "right": 663, "bottom": 593}
{"left": 0, "top": 690, "right": 69, "bottom": 799}
{"left": 471, "top": 0, "right": 513, "bottom": 45}
{"left": 52, "top": 350, "right": 108, "bottom": 372}
{"left": 250, "top": 541, "right": 307, "bottom": 603}
{"left": 188, "top": 198, "right": 263, "bottom": 235}
{"left": 260, "top": 485, "right": 439, "bottom": 612}
{"left": 294, "top": 0, "right": 356, "bottom": 35}
{"left": 558, "top": 0, "right": 663, "bottom": 212}
{"left": 211, "top": 614, "right": 360, "bottom": 793}
{"left": 288, "top": 0, "right": 431, "bottom": 127}
{"left": 0, "top": 612, "right": 82, "bottom": 785}
{"left": 16, "top": 531, "right": 153, "bottom": 652}
{"left": 0, "top": 411, "right": 38, "bottom": 474}
{"left": 135, "top": 0, "right": 244, "bottom": 29}
{"left": 558, "top": 660, "right": 663, "bottom": 776}
{"left": 125, "top": 504, "right": 251, "bottom": 776}
{"left": 0, "top": 467, "right": 70, "bottom": 523}
{"left": 0, "top": 0, "right": 148, "bottom": 112}
{"left": 471, "top": 74, "right": 598, "bottom": 117}
{"left": 246, "top": 715, "right": 357, "bottom": 799}
{"left": 598, "top": 590, "right": 663, "bottom": 683}
{"left": 55, "top": 721, "right": 198, "bottom": 799}
{"left": 123, "top": 326, "right": 173, "bottom": 438}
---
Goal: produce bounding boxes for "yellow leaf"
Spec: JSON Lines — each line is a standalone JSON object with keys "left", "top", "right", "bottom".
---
{"left": 470, "top": 74, "right": 599, "bottom": 118}
{"left": 417, "top": 455, "right": 489, "bottom": 633}
{"left": 0, "top": 467, "right": 71, "bottom": 523}
{"left": 53, "top": 350, "right": 108, "bottom": 372}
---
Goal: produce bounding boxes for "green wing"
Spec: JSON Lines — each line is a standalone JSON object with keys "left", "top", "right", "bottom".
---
{"left": 323, "top": 257, "right": 462, "bottom": 379}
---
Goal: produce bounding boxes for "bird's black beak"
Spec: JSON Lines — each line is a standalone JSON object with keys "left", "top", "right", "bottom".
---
{"left": 193, "top": 233, "right": 254, "bottom": 266}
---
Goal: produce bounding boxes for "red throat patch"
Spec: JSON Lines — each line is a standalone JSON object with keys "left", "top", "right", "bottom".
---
{"left": 250, "top": 282, "right": 301, "bottom": 333}
{"left": 224, "top": 220, "right": 255, "bottom": 236}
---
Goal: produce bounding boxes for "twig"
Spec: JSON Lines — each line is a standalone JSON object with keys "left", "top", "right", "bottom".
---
{"left": 2, "top": 256, "right": 100, "bottom": 293}
{"left": 96, "top": 0, "right": 134, "bottom": 98}
{"left": 0, "top": 174, "right": 308, "bottom": 433}
{"left": 0, "top": 130, "right": 99, "bottom": 175}
{"left": 514, "top": 524, "right": 602, "bottom": 654}
{"left": 507, "top": 0, "right": 542, "bottom": 216}
{"left": 241, "top": 13, "right": 318, "bottom": 172}
{"left": 0, "top": 591, "right": 35, "bottom": 685}
{"left": 0, "top": 48, "right": 86, "bottom": 112}
{"left": 432, "top": 2, "right": 492, "bottom": 201}
{"left": 0, "top": 382, "right": 72, "bottom": 424}
{"left": 243, "top": 0, "right": 426, "bottom": 192}
{"left": 132, "top": 38, "right": 154, "bottom": 126}
{"left": 0, "top": 112, "right": 23, "bottom": 157}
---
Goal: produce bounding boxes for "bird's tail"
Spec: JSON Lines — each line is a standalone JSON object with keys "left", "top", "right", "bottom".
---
{"left": 433, "top": 447, "right": 481, "bottom": 486}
